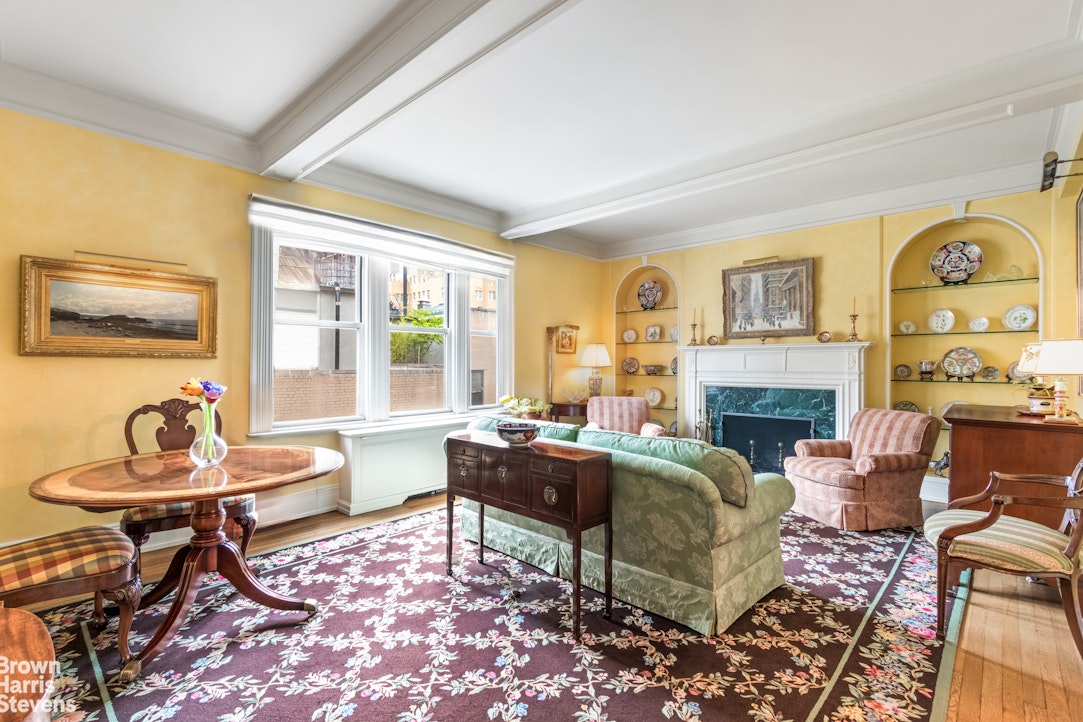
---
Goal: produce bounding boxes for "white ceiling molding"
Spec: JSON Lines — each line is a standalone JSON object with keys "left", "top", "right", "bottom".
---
{"left": 257, "top": 0, "right": 576, "bottom": 180}
{"left": 0, "top": 61, "right": 260, "bottom": 170}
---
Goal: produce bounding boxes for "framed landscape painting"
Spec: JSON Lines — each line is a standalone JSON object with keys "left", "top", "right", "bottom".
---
{"left": 20, "top": 255, "right": 217, "bottom": 357}
{"left": 721, "top": 257, "right": 814, "bottom": 339}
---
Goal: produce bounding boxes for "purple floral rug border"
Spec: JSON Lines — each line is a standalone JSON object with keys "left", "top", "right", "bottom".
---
{"left": 38, "top": 509, "right": 952, "bottom": 721}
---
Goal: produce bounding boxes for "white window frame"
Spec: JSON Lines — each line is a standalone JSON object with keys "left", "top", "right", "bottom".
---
{"left": 248, "top": 196, "right": 514, "bottom": 434}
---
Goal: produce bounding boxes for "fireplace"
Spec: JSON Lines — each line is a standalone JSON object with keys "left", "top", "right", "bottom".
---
{"left": 718, "top": 412, "right": 815, "bottom": 473}
{"left": 679, "top": 342, "right": 871, "bottom": 443}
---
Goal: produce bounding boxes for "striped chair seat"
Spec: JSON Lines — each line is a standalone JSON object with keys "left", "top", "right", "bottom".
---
{"left": 0, "top": 526, "right": 136, "bottom": 593}
{"left": 121, "top": 494, "right": 255, "bottom": 523}
{"left": 923, "top": 509, "right": 1072, "bottom": 575}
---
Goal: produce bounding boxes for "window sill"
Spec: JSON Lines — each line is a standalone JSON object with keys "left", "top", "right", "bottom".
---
{"left": 247, "top": 411, "right": 492, "bottom": 441}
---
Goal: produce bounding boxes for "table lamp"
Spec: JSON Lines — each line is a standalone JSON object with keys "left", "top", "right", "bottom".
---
{"left": 580, "top": 343, "right": 612, "bottom": 397}
{"left": 1016, "top": 339, "right": 1083, "bottom": 423}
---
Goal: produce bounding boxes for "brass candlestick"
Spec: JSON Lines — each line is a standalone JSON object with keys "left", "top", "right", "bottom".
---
{"left": 689, "top": 323, "right": 699, "bottom": 346}
{"left": 849, "top": 313, "right": 859, "bottom": 342}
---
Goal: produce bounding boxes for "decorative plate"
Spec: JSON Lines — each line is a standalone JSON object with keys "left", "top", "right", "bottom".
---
{"left": 621, "top": 328, "right": 637, "bottom": 343}
{"left": 930, "top": 240, "right": 983, "bottom": 284}
{"left": 645, "top": 324, "right": 661, "bottom": 341}
{"left": 637, "top": 280, "right": 663, "bottom": 310}
{"left": 644, "top": 387, "right": 663, "bottom": 407}
{"left": 942, "top": 346, "right": 982, "bottom": 378}
{"left": 980, "top": 365, "right": 1000, "bottom": 381}
{"left": 894, "top": 363, "right": 913, "bottom": 379}
{"left": 940, "top": 400, "right": 967, "bottom": 421}
{"left": 706, "top": 335, "right": 719, "bottom": 345}
{"left": 893, "top": 400, "right": 920, "bottom": 412}
{"left": 1002, "top": 304, "right": 1037, "bottom": 330}
{"left": 818, "top": 331, "right": 832, "bottom": 343}
{"left": 670, "top": 356, "right": 678, "bottom": 375}
{"left": 670, "top": 325, "right": 679, "bottom": 342}
{"left": 927, "top": 308, "right": 955, "bottom": 333}
{"left": 1006, "top": 360, "right": 1031, "bottom": 382}
{"left": 898, "top": 320, "right": 917, "bottom": 334}
{"left": 968, "top": 316, "right": 989, "bottom": 332}
{"left": 621, "top": 357, "right": 639, "bottom": 374}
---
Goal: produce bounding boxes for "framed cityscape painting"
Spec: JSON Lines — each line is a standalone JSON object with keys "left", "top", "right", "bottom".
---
{"left": 721, "top": 257, "right": 814, "bottom": 339}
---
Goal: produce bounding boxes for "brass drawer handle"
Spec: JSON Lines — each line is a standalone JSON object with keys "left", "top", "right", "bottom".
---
{"left": 543, "top": 485, "right": 558, "bottom": 506}
{"left": 498, "top": 465, "right": 508, "bottom": 481}
{"left": 459, "top": 464, "right": 467, "bottom": 478}
{"left": 548, "top": 463, "right": 555, "bottom": 473}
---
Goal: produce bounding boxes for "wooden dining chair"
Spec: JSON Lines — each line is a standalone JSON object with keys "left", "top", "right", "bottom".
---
{"left": 922, "top": 458, "right": 1083, "bottom": 661}
{"left": 122, "top": 399, "right": 258, "bottom": 603}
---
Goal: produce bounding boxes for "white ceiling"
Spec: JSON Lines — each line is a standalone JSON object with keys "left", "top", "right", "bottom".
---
{"left": 2, "top": 0, "right": 1082, "bottom": 259}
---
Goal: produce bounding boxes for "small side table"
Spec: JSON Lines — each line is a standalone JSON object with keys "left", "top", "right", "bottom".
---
{"left": 550, "top": 402, "right": 588, "bottom": 423}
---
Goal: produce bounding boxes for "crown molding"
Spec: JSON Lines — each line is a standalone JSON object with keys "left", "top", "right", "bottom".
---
{"left": 0, "top": 61, "right": 260, "bottom": 171}
{"left": 304, "top": 162, "right": 502, "bottom": 232}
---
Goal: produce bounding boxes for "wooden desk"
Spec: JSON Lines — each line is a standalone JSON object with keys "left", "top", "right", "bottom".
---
{"left": 549, "top": 402, "right": 588, "bottom": 423}
{"left": 944, "top": 404, "right": 1083, "bottom": 528}
{"left": 29, "top": 445, "right": 343, "bottom": 681}
{"left": 445, "top": 431, "right": 611, "bottom": 639}
{"left": 0, "top": 606, "right": 55, "bottom": 721}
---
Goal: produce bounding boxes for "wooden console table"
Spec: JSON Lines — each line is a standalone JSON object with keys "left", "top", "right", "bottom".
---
{"left": 944, "top": 404, "right": 1083, "bottom": 529}
{"left": 549, "top": 402, "right": 588, "bottom": 423}
{"left": 445, "top": 430, "right": 611, "bottom": 639}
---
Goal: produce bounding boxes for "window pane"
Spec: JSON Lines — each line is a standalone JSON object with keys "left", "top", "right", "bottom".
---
{"left": 469, "top": 274, "right": 498, "bottom": 406}
{"left": 388, "top": 262, "right": 445, "bottom": 321}
{"left": 276, "top": 246, "right": 359, "bottom": 322}
{"left": 273, "top": 328, "right": 358, "bottom": 422}
{"left": 390, "top": 329, "right": 446, "bottom": 412}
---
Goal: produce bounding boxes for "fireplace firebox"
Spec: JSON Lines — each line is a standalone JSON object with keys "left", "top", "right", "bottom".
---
{"left": 717, "top": 412, "right": 815, "bottom": 474}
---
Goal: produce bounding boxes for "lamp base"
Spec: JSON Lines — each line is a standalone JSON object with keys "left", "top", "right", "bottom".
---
{"left": 588, "top": 372, "right": 602, "bottom": 397}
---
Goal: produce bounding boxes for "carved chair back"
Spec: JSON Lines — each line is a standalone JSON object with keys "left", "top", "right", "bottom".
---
{"left": 123, "top": 398, "right": 223, "bottom": 455}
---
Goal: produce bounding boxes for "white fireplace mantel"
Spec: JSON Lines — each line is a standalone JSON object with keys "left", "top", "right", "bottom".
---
{"left": 678, "top": 342, "right": 872, "bottom": 440}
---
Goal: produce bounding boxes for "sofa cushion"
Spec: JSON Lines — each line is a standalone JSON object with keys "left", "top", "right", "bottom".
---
{"left": 468, "top": 414, "right": 581, "bottom": 442}
{"left": 576, "top": 428, "right": 755, "bottom": 507}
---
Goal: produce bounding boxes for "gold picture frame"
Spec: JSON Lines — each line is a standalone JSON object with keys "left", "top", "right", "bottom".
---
{"left": 20, "top": 255, "right": 217, "bottom": 357}
{"left": 555, "top": 325, "right": 578, "bottom": 354}
{"left": 721, "top": 257, "right": 814, "bottom": 339}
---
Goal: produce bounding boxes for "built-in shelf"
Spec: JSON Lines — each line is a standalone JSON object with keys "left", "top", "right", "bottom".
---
{"left": 616, "top": 305, "right": 678, "bottom": 314}
{"left": 891, "top": 277, "right": 1038, "bottom": 293}
{"left": 890, "top": 329, "right": 1036, "bottom": 338}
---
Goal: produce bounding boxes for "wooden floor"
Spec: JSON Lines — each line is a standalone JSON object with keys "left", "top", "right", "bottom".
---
{"left": 35, "top": 494, "right": 1083, "bottom": 720}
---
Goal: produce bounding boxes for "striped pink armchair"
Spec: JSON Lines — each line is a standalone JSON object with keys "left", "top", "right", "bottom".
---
{"left": 782, "top": 407, "right": 940, "bottom": 530}
{"left": 585, "top": 396, "right": 666, "bottom": 436}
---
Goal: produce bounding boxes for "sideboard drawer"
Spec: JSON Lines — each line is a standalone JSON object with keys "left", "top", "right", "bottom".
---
{"left": 530, "top": 457, "right": 575, "bottom": 481}
{"left": 531, "top": 477, "right": 574, "bottom": 522}
{"left": 447, "top": 455, "right": 478, "bottom": 494}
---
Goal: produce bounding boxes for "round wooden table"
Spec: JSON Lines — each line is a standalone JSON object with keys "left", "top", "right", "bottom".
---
{"left": 29, "top": 445, "right": 344, "bottom": 682}
{"left": 0, "top": 606, "right": 55, "bottom": 721}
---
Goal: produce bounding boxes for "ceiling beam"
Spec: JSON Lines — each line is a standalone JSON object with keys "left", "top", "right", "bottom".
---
{"left": 258, "top": 0, "right": 576, "bottom": 180}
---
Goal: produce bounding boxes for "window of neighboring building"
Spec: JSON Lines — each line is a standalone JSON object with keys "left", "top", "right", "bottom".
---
{"left": 248, "top": 196, "right": 513, "bottom": 432}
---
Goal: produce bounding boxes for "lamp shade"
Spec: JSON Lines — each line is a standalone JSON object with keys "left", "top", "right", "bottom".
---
{"left": 1018, "top": 339, "right": 1083, "bottom": 375}
{"left": 580, "top": 343, "right": 612, "bottom": 368}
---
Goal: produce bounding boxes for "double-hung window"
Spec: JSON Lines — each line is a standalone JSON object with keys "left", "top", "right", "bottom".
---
{"left": 248, "top": 196, "right": 513, "bottom": 433}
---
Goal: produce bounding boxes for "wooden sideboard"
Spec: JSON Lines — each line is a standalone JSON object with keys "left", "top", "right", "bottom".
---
{"left": 445, "top": 430, "right": 612, "bottom": 639}
{"left": 943, "top": 404, "right": 1083, "bottom": 528}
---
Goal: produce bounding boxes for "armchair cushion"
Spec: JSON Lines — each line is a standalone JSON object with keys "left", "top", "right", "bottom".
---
{"left": 586, "top": 396, "right": 652, "bottom": 434}
{"left": 577, "top": 429, "right": 754, "bottom": 507}
{"left": 923, "top": 509, "right": 1073, "bottom": 575}
{"left": 793, "top": 438, "right": 852, "bottom": 458}
{"left": 0, "top": 527, "right": 135, "bottom": 592}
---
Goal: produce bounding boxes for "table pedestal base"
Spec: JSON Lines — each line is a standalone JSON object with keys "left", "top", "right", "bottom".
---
{"left": 119, "top": 500, "right": 317, "bottom": 682}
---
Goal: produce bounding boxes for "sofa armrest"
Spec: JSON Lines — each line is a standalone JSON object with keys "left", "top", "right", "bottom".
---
{"left": 855, "top": 452, "right": 929, "bottom": 474}
{"left": 712, "top": 473, "right": 795, "bottom": 544}
{"left": 794, "top": 438, "right": 851, "bottom": 458}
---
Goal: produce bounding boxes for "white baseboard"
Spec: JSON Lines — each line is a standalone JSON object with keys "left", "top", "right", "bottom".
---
{"left": 920, "top": 473, "right": 949, "bottom": 505}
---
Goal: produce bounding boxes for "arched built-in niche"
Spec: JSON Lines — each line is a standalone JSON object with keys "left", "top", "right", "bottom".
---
{"left": 885, "top": 210, "right": 1044, "bottom": 458}
{"left": 613, "top": 264, "right": 680, "bottom": 431}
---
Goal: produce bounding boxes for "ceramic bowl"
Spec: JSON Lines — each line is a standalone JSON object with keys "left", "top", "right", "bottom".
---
{"left": 495, "top": 421, "right": 538, "bottom": 446}
{"left": 642, "top": 364, "right": 664, "bottom": 375}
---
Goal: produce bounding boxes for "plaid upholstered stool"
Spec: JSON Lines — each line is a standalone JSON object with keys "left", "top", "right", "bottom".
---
{"left": 0, "top": 526, "right": 141, "bottom": 663}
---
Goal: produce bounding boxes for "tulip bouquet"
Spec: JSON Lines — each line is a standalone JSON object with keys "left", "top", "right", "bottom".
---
{"left": 181, "top": 377, "right": 228, "bottom": 466}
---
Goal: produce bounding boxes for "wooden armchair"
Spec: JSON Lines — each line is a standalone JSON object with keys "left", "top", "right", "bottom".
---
{"left": 922, "top": 459, "right": 1083, "bottom": 661}
{"left": 122, "top": 399, "right": 257, "bottom": 606}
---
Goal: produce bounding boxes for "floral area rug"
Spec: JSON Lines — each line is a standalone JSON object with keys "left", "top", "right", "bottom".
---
{"left": 39, "top": 509, "right": 949, "bottom": 721}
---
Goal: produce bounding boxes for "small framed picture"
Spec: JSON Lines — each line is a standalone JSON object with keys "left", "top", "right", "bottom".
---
{"left": 645, "top": 325, "right": 661, "bottom": 342}
{"left": 556, "top": 325, "right": 578, "bottom": 354}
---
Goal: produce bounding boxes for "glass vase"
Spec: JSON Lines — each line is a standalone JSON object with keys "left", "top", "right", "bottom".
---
{"left": 189, "top": 401, "right": 228, "bottom": 467}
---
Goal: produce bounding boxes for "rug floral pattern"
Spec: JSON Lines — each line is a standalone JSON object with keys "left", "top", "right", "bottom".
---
{"left": 41, "top": 510, "right": 945, "bottom": 721}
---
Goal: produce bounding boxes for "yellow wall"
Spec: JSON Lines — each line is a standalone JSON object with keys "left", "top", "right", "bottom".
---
{"left": 1, "top": 106, "right": 1080, "bottom": 545}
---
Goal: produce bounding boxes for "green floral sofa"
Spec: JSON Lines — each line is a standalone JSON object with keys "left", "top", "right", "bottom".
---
{"left": 450, "top": 416, "right": 796, "bottom": 635}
